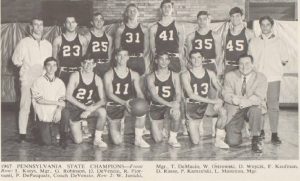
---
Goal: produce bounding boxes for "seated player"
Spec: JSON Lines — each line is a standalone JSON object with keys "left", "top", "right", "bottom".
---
{"left": 60, "top": 53, "right": 107, "bottom": 148}
{"left": 31, "top": 57, "right": 66, "bottom": 146}
{"left": 181, "top": 50, "right": 228, "bottom": 148}
{"left": 147, "top": 51, "right": 182, "bottom": 147}
{"left": 103, "top": 48, "right": 150, "bottom": 148}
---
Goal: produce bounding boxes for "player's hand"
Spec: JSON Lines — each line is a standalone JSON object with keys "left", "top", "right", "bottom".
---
{"left": 53, "top": 109, "right": 62, "bottom": 123}
{"left": 80, "top": 111, "right": 91, "bottom": 119}
{"left": 125, "top": 99, "right": 132, "bottom": 113}
{"left": 213, "top": 99, "right": 223, "bottom": 111}
{"left": 86, "top": 104, "right": 97, "bottom": 112}
{"left": 170, "top": 101, "right": 180, "bottom": 110}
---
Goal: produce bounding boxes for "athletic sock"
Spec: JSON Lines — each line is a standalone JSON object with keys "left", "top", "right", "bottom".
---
{"left": 169, "top": 131, "right": 177, "bottom": 141}
{"left": 95, "top": 130, "right": 103, "bottom": 141}
{"left": 135, "top": 128, "right": 143, "bottom": 140}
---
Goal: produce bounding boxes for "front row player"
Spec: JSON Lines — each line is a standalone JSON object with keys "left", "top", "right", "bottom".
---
{"left": 147, "top": 52, "right": 182, "bottom": 147}
{"left": 104, "top": 49, "right": 150, "bottom": 148}
{"left": 181, "top": 50, "right": 228, "bottom": 148}
{"left": 60, "top": 54, "right": 107, "bottom": 148}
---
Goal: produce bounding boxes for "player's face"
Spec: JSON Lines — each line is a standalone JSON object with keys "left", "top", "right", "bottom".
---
{"left": 127, "top": 6, "right": 139, "bottom": 20}
{"left": 161, "top": 3, "right": 173, "bottom": 16}
{"left": 156, "top": 54, "right": 170, "bottom": 69}
{"left": 230, "top": 13, "right": 243, "bottom": 26}
{"left": 92, "top": 15, "right": 104, "bottom": 29}
{"left": 82, "top": 59, "right": 96, "bottom": 73}
{"left": 31, "top": 19, "right": 44, "bottom": 35}
{"left": 45, "top": 61, "right": 58, "bottom": 75}
{"left": 239, "top": 57, "right": 253, "bottom": 75}
{"left": 260, "top": 19, "right": 273, "bottom": 35}
{"left": 64, "top": 17, "right": 77, "bottom": 32}
{"left": 197, "top": 15, "right": 209, "bottom": 28}
{"left": 115, "top": 50, "right": 129, "bottom": 67}
{"left": 189, "top": 53, "right": 203, "bottom": 67}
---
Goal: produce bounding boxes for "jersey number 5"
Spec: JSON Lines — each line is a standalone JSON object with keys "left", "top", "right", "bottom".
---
{"left": 63, "top": 45, "right": 81, "bottom": 57}
{"left": 92, "top": 41, "right": 108, "bottom": 52}
{"left": 156, "top": 86, "right": 171, "bottom": 98}
{"left": 195, "top": 39, "right": 213, "bottom": 50}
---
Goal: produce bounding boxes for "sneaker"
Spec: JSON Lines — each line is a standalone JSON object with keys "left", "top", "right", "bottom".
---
{"left": 198, "top": 123, "right": 204, "bottom": 136}
{"left": 271, "top": 135, "right": 282, "bottom": 145}
{"left": 252, "top": 137, "right": 263, "bottom": 153}
{"left": 143, "top": 128, "right": 151, "bottom": 135}
{"left": 94, "top": 139, "right": 108, "bottom": 148}
{"left": 59, "top": 138, "right": 68, "bottom": 149}
{"left": 19, "top": 134, "right": 27, "bottom": 143}
{"left": 215, "top": 139, "right": 230, "bottom": 149}
{"left": 162, "top": 128, "right": 169, "bottom": 139}
{"left": 168, "top": 139, "right": 181, "bottom": 148}
{"left": 260, "top": 130, "right": 265, "bottom": 140}
{"left": 135, "top": 138, "right": 150, "bottom": 148}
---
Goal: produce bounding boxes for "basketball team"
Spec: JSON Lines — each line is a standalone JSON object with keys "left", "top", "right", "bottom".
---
{"left": 12, "top": 0, "right": 288, "bottom": 153}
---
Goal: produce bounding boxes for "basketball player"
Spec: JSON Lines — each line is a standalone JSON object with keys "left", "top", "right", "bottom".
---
{"left": 181, "top": 50, "right": 228, "bottom": 148}
{"left": 147, "top": 52, "right": 182, "bottom": 147}
{"left": 85, "top": 12, "right": 113, "bottom": 78}
{"left": 60, "top": 54, "right": 107, "bottom": 148}
{"left": 222, "top": 7, "right": 254, "bottom": 74}
{"left": 149, "top": 0, "right": 185, "bottom": 73}
{"left": 115, "top": 3, "right": 149, "bottom": 75}
{"left": 103, "top": 49, "right": 150, "bottom": 148}
{"left": 53, "top": 15, "right": 89, "bottom": 85}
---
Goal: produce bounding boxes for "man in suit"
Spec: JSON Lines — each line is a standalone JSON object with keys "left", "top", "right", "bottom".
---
{"left": 222, "top": 54, "right": 267, "bottom": 153}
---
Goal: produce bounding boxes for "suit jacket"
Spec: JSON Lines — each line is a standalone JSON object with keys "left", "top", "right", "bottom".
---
{"left": 222, "top": 69, "right": 268, "bottom": 121}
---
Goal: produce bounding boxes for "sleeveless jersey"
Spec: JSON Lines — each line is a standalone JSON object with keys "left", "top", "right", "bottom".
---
{"left": 121, "top": 24, "right": 144, "bottom": 56}
{"left": 185, "top": 69, "right": 211, "bottom": 102}
{"left": 86, "top": 32, "right": 109, "bottom": 62}
{"left": 111, "top": 68, "right": 135, "bottom": 101}
{"left": 192, "top": 30, "right": 216, "bottom": 59}
{"left": 58, "top": 34, "right": 82, "bottom": 68}
{"left": 155, "top": 21, "right": 179, "bottom": 53}
{"left": 152, "top": 71, "right": 175, "bottom": 105}
{"left": 225, "top": 28, "right": 248, "bottom": 62}
{"left": 73, "top": 72, "right": 99, "bottom": 106}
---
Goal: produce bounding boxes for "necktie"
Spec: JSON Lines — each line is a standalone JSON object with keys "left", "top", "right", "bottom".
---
{"left": 241, "top": 76, "right": 246, "bottom": 96}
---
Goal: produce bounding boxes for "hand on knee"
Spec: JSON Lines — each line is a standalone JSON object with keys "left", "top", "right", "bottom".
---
{"left": 170, "top": 108, "right": 181, "bottom": 121}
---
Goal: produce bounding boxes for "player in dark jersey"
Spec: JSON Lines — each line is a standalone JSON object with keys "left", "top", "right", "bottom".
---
{"left": 103, "top": 48, "right": 150, "bottom": 148}
{"left": 222, "top": 7, "right": 254, "bottom": 74}
{"left": 85, "top": 12, "right": 113, "bottom": 78}
{"left": 147, "top": 51, "right": 182, "bottom": 147}
{"left": 149, "top": 0, "right": 185, "bottom": 73}
{"left": 181, "top": 50, "right": 228, "bottom": 148}
{"left": 115, "top": 4, "right": 149, "bottom": 76}
{"left": 53, "top": 16, "right": 89, "bottom": 85}
{"left": 59, "top": 53, "right": 107, "bottom": 148}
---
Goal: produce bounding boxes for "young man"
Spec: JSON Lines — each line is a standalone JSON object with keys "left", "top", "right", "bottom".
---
{"left": 31, "top": 57, "right": 65, "bottom": 146}
{"left": 222, "top": 55, "right": 268, "bottom": 153}
{"left": 12, "top": 16, "right": 52, "bottom": 143}
{"left": 248, "top": 16, "right": 288, "bottom": 144}
{"left": 85, "top": 12, "right": 113, "bottom": 78}
{"left": 53, "top": 15, "right": 89, "bottom": 85}
{"left": 60, "top": 54, "right": 107, "bottom": 148}
{"left": 147, "top": 52, "right": 182, "bottom": 147}
{"left": 149, "top": 0, "right": 185, "bottom": 73}
{"left": 115, "top": 3, "right": 149, "bottom": 75}
{"left": 103, "top": 49, "right": 150, "bottom": 148}
{"left": 222, "top": 7, "right": 254, "bottom": 74}
{"left": 181, "top": 50, "right": 228, "bottom": 148}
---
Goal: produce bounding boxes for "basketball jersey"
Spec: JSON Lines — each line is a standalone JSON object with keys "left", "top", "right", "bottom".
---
{"left": 185, "top": 69, "right": 211, "bottom": 103}
{"left": 225, "top": 28, "right": 248, "bottom": 62}
{"left": 192, "top": 30, "right": 216, "bottom": 59}
{"left": 58, "top": 34, "right": 82, "bottom": 68}
{"left": 155, "top": 21, "right": 179, "bottom": 53}
{"left": 73, "top": 72, "right": 99, "bottom": 106}
{"left": 86, "top": 32, "right": 109, "bottom": 62}
{"left": 111, "top": 68, "right": 135, "bottom": 101}
{"left": 121, "top": 24, "right": 144, "bottom": 56}
{"left": 152, "top": 71, "right": 175, "bottom": 105}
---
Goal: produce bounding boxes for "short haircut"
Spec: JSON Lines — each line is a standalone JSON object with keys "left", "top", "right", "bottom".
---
{"left": 189, "top": 49, "right": 202, "bottom": 58}
{"left": 111, "top": 48, "right": 129, "bottom": 67}
{"left": 197, "top": 11, "right": 209, "bottom": 18}
{"left": 155, "top": 51, "right": 170, "bottom": 60}
{"left": 160, "top": 0, "right": 174, "bottom": 8}
{"left": 44, "top": 57, "right": 57, "bottom": 66}
{"left": 81, "top": 53, "right": 95, "bottom": 63}
{"left": 259, "top": 16, "right": 274, "bottom": 26}
{"left": 31, "top": 15, "right": 44, "bottom": 24}
{"left": 123, "top": 3, "right": 138, "bottom": 23}
{"left": 239, "top": 54, "right": 254, "bottom": 63}
{"left": 93, "top": 12, "right": 104, "bottom": 19}
{"left": 64, "top": 15, "right": 77, "bottom": 23}
{"left": 229, "top": 7, "right": 243, "bottom": 16}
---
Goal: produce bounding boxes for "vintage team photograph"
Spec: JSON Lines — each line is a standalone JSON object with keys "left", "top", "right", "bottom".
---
{"left": 1, "top": 0, "right": 298, "bottom": 161}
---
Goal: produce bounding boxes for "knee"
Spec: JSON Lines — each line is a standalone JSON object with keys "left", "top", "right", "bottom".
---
{"left": 170, "top": 108, "right": 181, "bottom": 122}
{"left": 225, "top": 132, "right": 242, "bottom": 147}
{"left": 96, "top": 108, "right": 107, "bottom": 118}
{"left": 191, "top": 136, "right": 199, "bottom": 145}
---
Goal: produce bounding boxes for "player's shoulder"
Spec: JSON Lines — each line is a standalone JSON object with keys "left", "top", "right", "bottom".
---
{"left": 130, "top": 69, "right": 140, "bottom": 78}
{"left": 69, "top": 71, "right": 80, "bottom": 80}
{"left": 116, "top": 24, "right": 126, "bottom": 32}
{"left": 53, "top": 35, "right": 62, "bottom": 44}
{"left": 180, "top": 70, "right": 190, "bottom": 77}
{"left": 103, "top": 68, "right": 114, "bottom": 80}
{"left": 149, "top": 23, "right": 158, "bottom": 31}
{"left": 186, "top": 31, "right": 195, "bottom": 39}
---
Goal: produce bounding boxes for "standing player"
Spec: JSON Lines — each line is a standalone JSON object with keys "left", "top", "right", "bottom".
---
{"left": 149, "top": 0, "right": 185, "bottom": 73}
{"left": 53, "top": 15, "right": 89, "bottom": 85}
{"left": 103, "top": 49, "right": 150, "bottom": 148}
{"left": 59, "top": 54, "right": 107, "bottom": 148}
{"left": 181, "top": 50, "right": 228, "bottom": 148}
{"left": 115, "top": 3, "right": 149, "bottom": 75}
{"left": 147, "top": 52, "right": 182, "bottom": 147}
{"left": 85, "top": 12, "right": 113, "bottom": 78}
{"left": 222, "top": 7, "right": 254, "bottom": 74}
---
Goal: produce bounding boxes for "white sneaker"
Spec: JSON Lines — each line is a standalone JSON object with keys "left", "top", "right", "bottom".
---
{"left": 168, "top": 139, "right": 181, "bottom": 148}
{"left": 143, "top": 128, "right": 151, "bottom": 135}
{"left": 215, "top": 139, "right": 230, "bottom": 149}
{"left": 135, "top": 138, "right": 150, "bottom": 148}
{"left": 162, "top": 128, "right": 169, "bottom": 139}
{"left": 94, "top": 139, "right": 108, "bottom": 148}
{"left": 199, "top": 124, "right": 204, "bottom": 136}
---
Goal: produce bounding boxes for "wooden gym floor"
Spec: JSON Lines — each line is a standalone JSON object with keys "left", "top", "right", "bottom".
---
{"left": 1, "top": 105, "right": 298, "bottom": 161}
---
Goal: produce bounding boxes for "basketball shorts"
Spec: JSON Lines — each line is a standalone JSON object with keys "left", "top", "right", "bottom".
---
{"left": 127, "top": 56, "right": 145, "bottom": 76}
{"left": 203, "top": 59, "right": 217, "bottom": 74}
{"left": 94, "top": 61, "right": 110, "bottom": 78}
{"left": 62, "top": 102, "right": 98, "bottom": 122}
{"left": 168, "top": 55, "right": 181, "bottom": 73}
{"left": 185, "top": 100, "right": 208, "bottom": 120}
{"left": 106, "top": 102, "right": 127, "bottom": 120}
{"left": 149, "top": 104, "right": 171, "bottom": 120}
{"left": 224, "top": 60, "right": 238, "bottom": 74}
{"left": 58, "top": 67, "right": 80, "bottom": 86}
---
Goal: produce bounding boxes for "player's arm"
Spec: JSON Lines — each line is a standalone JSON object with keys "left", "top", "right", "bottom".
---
{"left": 12, "top": 39, "right": 25, "bottom": 67}
{"left": 141, "top": 24, "right": 150, "bottom": 56}
{"left": 207, "top": 70, "right": 222, "bottom": 93}
{"left": 84, "top": 31, "right": 92, "bottom": 44}
{"left": 149, "top": 24, "right": 158, "bottom": 56}
{"left": 86, "top": 75, "right": 106, "bottom": 112}
{"left": 212, "top": 32, "right": 224, "bottom": 76}
{"left": 173, "top": 72, "right": 182, "bottom": 103}
{"left": 114, "top": 25, "right": 125, "bottom": 49}
{"left": 132, "top": 71, "right": 145, "bottom": 99}
{"left": 65, "top": 72, "right": 88, "bottom": 110}
{"left": 176, "top": 22, "right": 185, "bottom": 57}
{"left": 107, "top": 34, "right": 113, "bottom": 61}
{"left": 52, "top": 36, "right": 62, "bottom": 60}
{"left": 103, "top": 70, "right": 127, "bottom": 106}
{"left": 245, "top": 29, "right": 255, "bottom": 43}
{"left": 147, "top": 73, "right": 173, "bottom": 107}
{"left": 79, "top": 35, "right": 89, "bottom": 56}
{"left": 186, "top": 32, "right": 195, "bottom": 58}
